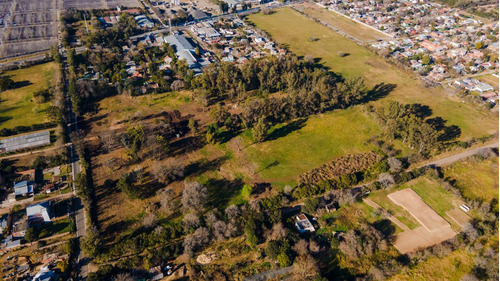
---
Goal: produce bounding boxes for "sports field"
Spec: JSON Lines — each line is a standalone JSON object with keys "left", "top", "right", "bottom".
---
{"left": 248, "top": 8, "right": 498, "bottom": 140}
{"left": 0, "top": 62, "right": 57, "bottom": 129}
{"left": 389, "top": 188, "right": 457, "bottom": 253}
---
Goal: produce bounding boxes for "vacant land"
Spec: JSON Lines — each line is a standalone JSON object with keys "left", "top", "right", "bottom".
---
{"left": 296, "top": 2, "right": 390, "bottom": 42}
{"left": 238, "top": 106, "right": 381, "bottom": 187}
{"left": 248, "top": 8, "right": 498, "bottom": 139}
{"left": 390, "top": 250, "right": 473, "bottom": 281}
{"left": 369, "top": 190, "right": 420, "bottom": 230}
{"left": 443, "top": 157, "right": 499, "bottom": 202}
{"left": 388, "top": 188, "right": 457, "bottom": 253}
{"left": 405, "top": 177, "right": 456, "bottom": 218}
{"left": 0, "top": 62, "right": 57, "bottom": 129}
{"left": 389, "top": 188, "right": 450, "bottom": 231}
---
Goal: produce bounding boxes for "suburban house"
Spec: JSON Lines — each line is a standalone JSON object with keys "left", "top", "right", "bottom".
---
{"left": 295, "top": 214, "right": 315, "bottom": 233}
{"left": 26, "top": 201, "right": 52, "bottom": 227}
{"left": 14, "top": 181, "right": 34, "bottom": 198}
{"left": 33, "top": 267, "right": 55, "bottom": 281}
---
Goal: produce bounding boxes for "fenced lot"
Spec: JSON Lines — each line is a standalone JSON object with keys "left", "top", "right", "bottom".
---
{"left": 62, "top": 0, "right": 141, "bottom": 10}
{"left": 0, "top": 0, "right": 57, "bottom": 59}
{"left": 388, "top": 188, "right": 457, "bottom": 253}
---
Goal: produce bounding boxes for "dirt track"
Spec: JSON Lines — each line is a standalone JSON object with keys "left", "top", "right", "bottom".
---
{"left": 388, "top": 189, "right": 449, "bottom": 231}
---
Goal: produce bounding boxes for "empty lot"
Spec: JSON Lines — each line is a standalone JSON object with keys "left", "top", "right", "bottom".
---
{"left": 388, "top": 188, "right": 457, "bottom": 253}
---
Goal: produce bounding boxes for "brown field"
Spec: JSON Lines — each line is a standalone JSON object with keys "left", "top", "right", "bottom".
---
{"left": 296, "top": 2, "right": 390, "bottom": 42}
{"left": 388, "top": 188, "right": 457, "bottom": 253}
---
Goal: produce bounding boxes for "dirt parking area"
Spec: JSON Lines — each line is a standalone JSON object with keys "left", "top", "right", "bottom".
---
{"left": 388, "top": 188, "right": 457, "bottom": 254}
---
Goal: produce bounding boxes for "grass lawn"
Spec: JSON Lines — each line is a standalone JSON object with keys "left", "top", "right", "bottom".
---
{"left": 248, "top": 8, "right": 498, "bottom": 140}
{"left": 369, "top": 190, "right": 420, "bottom": 230}
{"left": 296, "top": 2, "right": 390, "bottom": 41}
{"left": 0, "top": 62, "right": 57, "bottom": 129}
{"left": 443, "top": 157, "right": 499, "bottom": 202}
{"left": 39, "top": 217, "right": 72, "bottom": 239}
{"left": 239, "top": 106, "right": 381, "bottom": 187}
{"left": 389, "top": 250, "right": 473, "bottom": 281}
{"left": 405, "top": 177, "right": 455, "bottom": 217}
{"left": 98, "top": 91, "right": 191, "bottom": 122}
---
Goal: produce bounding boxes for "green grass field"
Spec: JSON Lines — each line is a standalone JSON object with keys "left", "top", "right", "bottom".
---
{"left": 0, "top": 62, "right": 57, "bottom": 129}
{"left": 389, "top": 250, "right": 473, "bottom": 281}
{"left": 239, "top": 106, "right": 381, "bottom": 187}
{"left": 405, "top": 177, "right": 455, "bottom": 217}
{"left": 248, "top": 8, "right": 498, "bottom": 139}
{"left": 369, "top": 190, "right": 421, "bottom": 230}
{"left": 443, "top": 157, "right": 499, "bottom": 202}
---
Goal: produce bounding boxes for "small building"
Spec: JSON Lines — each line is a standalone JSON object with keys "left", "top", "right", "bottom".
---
{"left": 26, "top": 201, "right": 52, "bottom": 227}
{"left": 14, "top": 181, "right": 34, "bottom": 198}
{"left": 295, "top": 213, "right": 315, "bottom": 233}
{"left": 475, "top": 82, "right": 494, "bottom": 93}
{"left": 33, "top": 267, "right": 55, "bottom": 281}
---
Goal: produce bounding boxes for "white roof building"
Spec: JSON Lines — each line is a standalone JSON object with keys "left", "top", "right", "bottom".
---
{"left": 26, "top": 201, "right": 52, "bottom": 227}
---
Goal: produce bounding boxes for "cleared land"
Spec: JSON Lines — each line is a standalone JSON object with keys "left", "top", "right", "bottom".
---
{"left": 443, "top": 157, "right": 499, "bottom": 201}
{"left": 368, "top": 190, "right": 420, "bottom": 230}
{"left": 389, "top": 188, "right": 451, "bottom": 231}
{"left": 248, "top": 8, "right": 498, "bottom": 140}
{"left": 0, "top": 62, "right": 57, "bottom": 129}
{"left": 296, "top": 2, "right": 390, "bottom": 42}
{"left": 0, "top": 0, "right": 57, "bottom": 58}
{"left": 389, "top": 188, "right": 457, "bottom": 253}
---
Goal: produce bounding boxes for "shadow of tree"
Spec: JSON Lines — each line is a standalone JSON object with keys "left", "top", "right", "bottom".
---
{"left": 205, "top": 177, "right": 244, "bottom": 209}
{"left": 372, "top": 219, "right": 396, "bottom": 238}
{"left": 426, "top": 117, "right": 462, "bottom": 142}
{"left": 184, "top": 155, "right": 229, "bottom": 179}
{"left": 361, "top": 82, "right": 397, "bottom": 103}
{"left": 11, "top": 80, "right": 32, "bottom": 89}
{"left": 267, "top": 118, "right": 308, "bottom": 141}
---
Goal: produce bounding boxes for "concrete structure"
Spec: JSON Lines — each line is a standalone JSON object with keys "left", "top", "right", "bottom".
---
{"left": 26, "top": 201, "right": 52, "bottom": 227}
{"left": 14, "top": 181, "right": 34, "bottom": 197}
{"left": 135, "top": 15, "right": 154, "bottom": 28}
{"left": 164, "top": 34, "right": 198, "bottom": 68}
{"left": 0, "top": 131, "right": 50, "bottom": 153}
{"left": 295, "top": 213, "right": 315, "bottom": 233}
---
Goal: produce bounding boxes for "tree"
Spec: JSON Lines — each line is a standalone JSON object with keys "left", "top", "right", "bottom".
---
{"left": 241, "top": 184, "right": 252, "bottom": 199}
{"left": 219, "top": 1, "right": 229, "bottom": 13}
{"left": 252, "top": 117, "right": 269, "bottom": 142}
{"left": 183, "top": 213, "right": 200, "bottom": 232}
{"left": 151, "top": 159, "right": 184, "bottom": 184}
{"left": 117, "top": 173, "right": 141, "bottom": 199}
{"left": 277, "top": 252, "right": 292, "bottom": 267}
{"left": 0, "top": 76, "right": 14, "bottom": 92}
{"left": 25, "top": 227, "right": 40, "bottom": 242}
{"left": 171, "top": 80, "right": 184, "bottom": 91}
{"left": 113, "top": 273, "right": 135, "bottom": 281}
{"left": 81, "top": 226, "right": 103, "bottom": 257}
{"left": 422, "top": 55, "right": 431, "bottom": 65}
{"left": 269, "top": 223, "right": 288, "bottom": 241}
{"left": 188, "top": 118, "right": 199, "bottom": 136}
{"left": 475, "top": 42, "right": 484, "bottom": 50}
{"left": 292, "top": 253, "right": 319, "bottom": 281}
{"left": 181, "top": 182, "right": 208, "bottom": 213}
{"left": 159, "top": 188, "right": 174, "bottom": 214}
{"left": 387, "top": 157, "right": 403, "bottom": 172}
{"left": 244, "top": 221, "right": 258, "bottom": 246}
{"left": 33, "top": 156, "right": 48, "bottom": 170}
{"left": 265, "top": 240, "right": 281, "bottom": 260}
{"left": 302, "top": 198, "right": 319, "bottom": 214}
{"left": 46, "top": 106, "right": 64, "bottom": 123}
